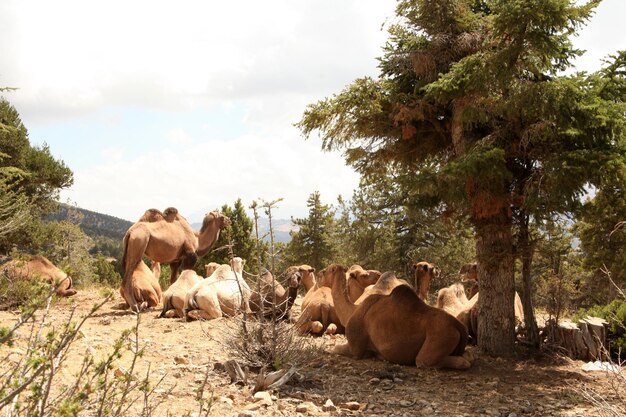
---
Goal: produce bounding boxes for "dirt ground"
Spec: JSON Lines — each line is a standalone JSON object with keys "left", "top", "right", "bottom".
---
{"left": 1, "top": 288, "right": 623, "bottom": 417}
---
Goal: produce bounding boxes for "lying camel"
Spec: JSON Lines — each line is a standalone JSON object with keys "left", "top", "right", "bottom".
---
{"left": 120, "top": 259, "right": 162, "bottom": 312}
{"left": 205, "top": 262, "right": 220, "bottom": 277}
{"left": 249, "top": 268, "right": 300, "bottom": 320}
{"left": 122, "top": 208, "right": 230, "bottom": 299}
{"left": 295, "top": 265, "right": 344, "bottom": 335}
{"left": 459, "top": 262, "right": 479, "bottom": 298}
{"left": 413, "top": 261, "right": 440, "bottom": 301}
{"left": 0, "top": 255, "right": 77, "bottom": 297}
{"left": 186, "top": 263, "right": 251, "bottom": 319}
{"left": 184, "top": 273, "right": 222, "bottom": 321}
{"left": 354, "top": 271, "right": 413, "bottom": 306}
{"left": 346, "top": 265, "right": 381, "bottom": 302}
{"left": 159, "top": 269, "right": 203, "bottom": 318}
{"left": 324, "top": 264, "right": 473, "bottom": 369}
{"left": 437, "top": 282, "right": 524, "bottom": 341}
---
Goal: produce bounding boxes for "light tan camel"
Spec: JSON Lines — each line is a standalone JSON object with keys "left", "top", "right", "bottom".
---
{"left": 184, "top": 273, "right": 222, "bottom": 321}
{"left": 413, "top": 261, "right": 440, "bottom": 301}
{"left": 0, "top": 255, "right": 76, "bottom": 297}
{"left": 295, "top": 265, "right": 344, "bottom": 335}
{"left": 437, "top": 281, "right": 524, "bottom": 342}
{"left": 159, "top": 269, "right": 203, "bottom": 318}
{"left": 186, "top": 263, "right": 251, "bottom": 318}
{"left": 249, "top": 268, "right": 301, "bottom": 320}
{"left": 119, "top": 259, "right": 162, "bottom": 312}
{"left": 121, "top": 208, "right": 230, "bottom": 311}
{"left": 205, "top": 262, "right": 220, "bottom": 277}
{"left": 459, "top": 262, "right": 479, "bottom": 298}
{"left": 324, "top": 264, "right": 473, "bottom": 369}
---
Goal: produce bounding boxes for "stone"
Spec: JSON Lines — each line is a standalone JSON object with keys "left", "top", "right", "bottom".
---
{"left": 342, "top": 401, "right": 360, "bottom": 410}
{"left": 369, "top": 377, "right": 381, "bottom": 385}
{"left": 296, "top": 401, "right": 318, "bottom": 413}
{"left": 238, "top": 411, "right": 256, "bottom": 417}
{"left": 174, "top": 356, "right": 189, "bottom": 365}
{"left": 322, "top": 399, "right": 336, "bottom": 412}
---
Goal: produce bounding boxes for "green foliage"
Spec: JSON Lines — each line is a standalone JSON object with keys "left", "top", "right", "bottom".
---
{"left": 574, "top": 176, "right": 626, "bottom": 303}
{"left": 208, "top": 199, "right": 262, "bottom": 271}
{"left": 574, "top": 299, "right": 626, "bottom": 350}
{"left": 0, "top": 268, "right": 50, "bottom": 312}
{"left": 0, "top": 97, "right": 73, "bottom": 253}
{"left": 93, "top": 255, "right": 122, "bottom": 287}
{"left": 282, "top": 192, "right": 337, "bottom": 271}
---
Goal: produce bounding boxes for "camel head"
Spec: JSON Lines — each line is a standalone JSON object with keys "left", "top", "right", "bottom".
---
{"left": 412, "top": 261, "right": 440, "bottom": 301}
{"left": 230, "top": 257, "right": 244, "bottom": 274}
{"left": 290, "top": 264, "right": 315, "bottom": 291}
{"left": 201, "top": 211, "right": 231, "bottom": 231}
{"left": 347, "top": 265, "right": 379, "bottom": 288}
{"left": 205, "top": 262, "right": 220, "bottom": 277}
{"left": 459, "top": 262, "right": 478, "bottom": 282}
{"left": 284, "top": 267, "right": 303, "bottom": 289}
{"left": 320, "top": 264, "right": 348, "bottom": 289}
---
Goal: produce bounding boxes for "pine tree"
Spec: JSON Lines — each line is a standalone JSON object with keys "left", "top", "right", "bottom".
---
{"left": 283, "top": 192, "right": 336, "bottom": 271}
{"left": 297, "top": 1, "right": 626, "bottom": 355}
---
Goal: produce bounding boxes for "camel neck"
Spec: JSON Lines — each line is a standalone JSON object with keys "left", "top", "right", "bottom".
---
{"left": 331, "top": 272, "right": 356, "bottom": 327}
{"left": 196, "top": 226, "right": 221, "bottom": 257}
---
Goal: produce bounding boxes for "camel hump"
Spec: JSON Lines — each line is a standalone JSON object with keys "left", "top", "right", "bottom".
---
{"left": 138, "top": 208, "right": 166, "bottom": 222}
{"left": 163, "top": 207, "right": 179, "bottom": 221}
{"left": 389, "top": 284, "right": 422, "bottom": 307}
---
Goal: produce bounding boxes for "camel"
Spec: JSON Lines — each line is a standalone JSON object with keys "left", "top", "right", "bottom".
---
{"left": 186, "top": 263, "right": 251, "bottom": 318}
{"left": 346, "top": 265, "right": 381, "bottom": 302}
{"left": 249, "top": 268, "right": 301, "bottom": 320}
{"left": 459, "top": 262, "right": 479, "bottom": 298}
{"left": 0, "top": 255, "right": 76, "bottom": 297}
{"left": 354, "top": 271, "right": 413, "bottom": 306}
{"left": 436, "top": 281, "right": 524, "bottom": 342}
{"left": 295, "top": 265, "right": 344, "bottom": 335}
{"left": 121, "top": 208, "right": 230, "bottom": 310}
{"left": 413, "top": 261, "right": 440, "bottom": 301}
{"left": 324, "top": 264, "right": 473, "bottom": 369}
{"left": 205, "top": 262, "right": 220, "bottom": 277}
{"left": 159, "top": 269, "right": 203, "bottom": 318}
{"left": 184, "top": 273, "right": 222, "bottom": 321}
{"left": 119, "top": 259, "right": 162, "bottom": 312}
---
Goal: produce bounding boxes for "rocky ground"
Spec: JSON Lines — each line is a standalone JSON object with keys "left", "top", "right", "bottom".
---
{"left": 0, "top": 288, "right": 623, "bottom": 416}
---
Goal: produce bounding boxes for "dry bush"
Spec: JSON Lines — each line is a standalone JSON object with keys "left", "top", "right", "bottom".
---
{"left": 0, "top": 289, "right": 175, "bottom": 416}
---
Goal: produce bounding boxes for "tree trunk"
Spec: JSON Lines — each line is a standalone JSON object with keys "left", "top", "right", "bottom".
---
{"left": 475, "top": 210, "right": 517, "bottom": 356}
{"left": 519, "top": 214, "right": 540, "bottom": 348}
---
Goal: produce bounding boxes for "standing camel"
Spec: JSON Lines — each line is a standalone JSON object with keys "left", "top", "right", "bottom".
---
{"left": 122, "top": 208, "right": 230, "bottom": 311}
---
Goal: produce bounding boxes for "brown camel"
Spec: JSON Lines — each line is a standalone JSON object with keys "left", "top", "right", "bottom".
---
{"left": 249, "top": 268, "right": 301, "bottom": 320}
{"left": 324, "top": 264, "right": 473, "bottom": 369}
{"left": 121, "top": 208, "right": 230, "bottom": 311}
{"left": 120, "top": 259, "right": 162, "bottom": 312}
{"left": 413, "top": 261, "right": 440, "bottom": 302}
{"left": 295, "top": 265, "right": 344, "bottom": 335}
{"left": 346, "top": 265, "right": 381, "bottom": 302}
{"left": 354, "top": 271, "right": 413, "bottom": 306}
{"left": 159, "top": 269, "right": 203, "bottom": 318}
{"left": 0, "top": 255, "right": 76, "bottom": 297}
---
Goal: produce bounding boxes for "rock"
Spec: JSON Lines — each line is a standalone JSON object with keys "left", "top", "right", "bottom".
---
{"left": 322, "top": 399, "right": 336, "bottom": 412}
{"left": 369, "top": 377, "right": 381, "bottom": 385}
{"left": 342, "top": 401, "right": 361, "bottom": 410}
{"left": 296, "top": 401, "right": 318, "bottom": 413}
{"left": 507, "top": 413, "right": 518, "bottom": 417}
{"left": 253, "top": 391, "right": 273, "bottom": 406}
{"left": 238, "top": 411, "right": 256, "bottom": 417}
{"left": 218, "top": 396, "right": 233, "bottom": 406}
{"left": 243, "top": 403, "right": 261, "bottom": 411}
{"left": 174, "top": 356, "right": 189, "bottom": 365}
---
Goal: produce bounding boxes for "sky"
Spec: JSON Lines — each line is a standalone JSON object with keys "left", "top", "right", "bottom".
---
{"left": 1, "top": 0, "right": 624, "bottom": 223}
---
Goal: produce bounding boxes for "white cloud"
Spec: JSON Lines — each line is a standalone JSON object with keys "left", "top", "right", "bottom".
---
{"left": 62, "top": 127, "right": 359, "bottom": 222}
{"left": 166, "top": 129, "right": 193, "bottom": 145}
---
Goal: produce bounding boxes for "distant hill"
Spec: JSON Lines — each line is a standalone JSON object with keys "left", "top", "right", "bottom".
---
{"left": 191, "top": 217, "right": 296, "bottom": 244}
{"left": 47, "top": 204, "right": 133, "bottom": 241}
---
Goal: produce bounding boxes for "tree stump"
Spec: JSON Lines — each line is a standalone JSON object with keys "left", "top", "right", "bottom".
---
{"left": 544, "top": 316, "right": 608, "bottom": 361}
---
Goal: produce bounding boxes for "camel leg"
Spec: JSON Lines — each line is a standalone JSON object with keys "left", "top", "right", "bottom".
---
{"left": 169, "top": 261, "right": 181, "bottom": 285}
{"left": 296, "top": 320, "right": 324, "bottom": 334}
{"left": 150, "top": 261, "right": 161, "bottom": 280}
{"left": 162, "top": 309, "right": 179, "bottom": 318}
{"left": 333, "top": 342, "right": 353, "bottom": 357}
{"left": 415, "top": 335, "right": 471, "bottom": 370}
{"left": 187, "top": 309, "right": 219, "bottom": 321}
{"left": 325, "top": 323, "right": 338, "bottom": 335}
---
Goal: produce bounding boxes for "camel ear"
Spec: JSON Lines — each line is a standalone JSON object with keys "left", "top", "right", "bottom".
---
{"left": 422, "top": 264, "right": 429, "bottom": 272}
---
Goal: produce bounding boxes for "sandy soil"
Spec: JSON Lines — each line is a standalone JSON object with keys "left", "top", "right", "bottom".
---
{"left": 0, "top": 288, "right": 622, "bottom": 416}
